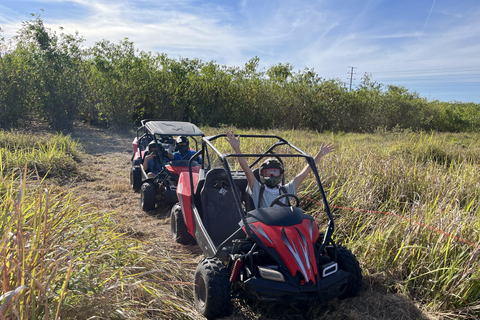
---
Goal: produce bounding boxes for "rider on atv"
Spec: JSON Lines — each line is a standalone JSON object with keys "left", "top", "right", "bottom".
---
{"left": 143, "top": 140, "right": 169, "bottom": 178}
{"left": 165, "top": 136, "right": 202, "bottom": 163}
{"left": 226, "top": 131, "right": 334, "bottom": 208}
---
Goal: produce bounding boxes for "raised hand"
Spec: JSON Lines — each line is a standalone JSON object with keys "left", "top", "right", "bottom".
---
{"left": 226, "top": 131, "right": 241, "bottom": 151}
{"left": 318, "top": 142, "right": 335, "bottom": 158}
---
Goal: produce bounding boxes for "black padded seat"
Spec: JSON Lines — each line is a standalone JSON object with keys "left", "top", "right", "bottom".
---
{"left": 230, "top": 171, "right": 255, "bottom": 212}
{"left": 200, "top": 168, "right": 244, "bottom": 248}
{"left": 231, "top": 171, "right": 248, "bottom": 191}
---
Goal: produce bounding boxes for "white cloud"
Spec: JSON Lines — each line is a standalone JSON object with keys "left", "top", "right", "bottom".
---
{"left": 1, "top": 0, "right": 479, "bottom": 101}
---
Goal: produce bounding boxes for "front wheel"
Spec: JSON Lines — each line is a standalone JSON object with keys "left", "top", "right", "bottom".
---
{"left": 194, "top": 258, "right": 232, "bottom": 319}
{"left": 328, "top": 245, "right": 363, "bottom": 298}
{"left": 170, "top": 203, "right": 196, "bottom": 245}
{"left": 140, "top": 182, "right": 156, "bottom": 211}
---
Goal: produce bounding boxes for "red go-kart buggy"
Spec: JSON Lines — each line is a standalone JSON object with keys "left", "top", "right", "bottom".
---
{"left": 130, "top": 120, "right": 204, "bottom": 211}
{"left": 171, "top": 133, "right": 362, "bottom": 319}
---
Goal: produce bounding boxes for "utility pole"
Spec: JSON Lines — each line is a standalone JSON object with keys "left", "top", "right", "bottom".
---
{"left": 348, "top": 66, "right": 357, "bottom": 92}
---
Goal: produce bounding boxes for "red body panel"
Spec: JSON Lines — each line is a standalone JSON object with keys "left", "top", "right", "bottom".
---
{"left": 132, "top": 137, "right": 139, "bottom": 155}
{"left": 166, "top": 164, "right": 200, "bottom": 175}
{"left": 177, "top": 171, "right": 199, "bottom": 236}
{"left": 132, "top": 137, "right": 145, "bottom": 161}
{"left": 248, "top": 218, "right": 320, "bottom": 284}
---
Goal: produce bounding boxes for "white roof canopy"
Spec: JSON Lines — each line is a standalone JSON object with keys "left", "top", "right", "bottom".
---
{"left": 144, "top": 121, "right": 204, "bottom": 136}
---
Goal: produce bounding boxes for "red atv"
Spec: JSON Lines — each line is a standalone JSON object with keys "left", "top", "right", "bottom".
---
{"left": 130, "top": 120, "right": 204, "bottom": 211}
{"left": 172, "top": 133, "right": 362, "bottom": 319}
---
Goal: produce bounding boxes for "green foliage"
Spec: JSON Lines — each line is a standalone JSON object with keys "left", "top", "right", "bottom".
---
{"left": 86, "top": 39, "right": 154, "bottom": 128}
{"left": 0, "top": 49, "right": 31, "bottom": 129}
{"left": 1, "top": 16, "right": 480, "bottom": 133}
{"left": 12, "top": 14, "right": 87, "bottom": 132}
{"left": 0, "top": 130, "right": 81, "bottom": 177}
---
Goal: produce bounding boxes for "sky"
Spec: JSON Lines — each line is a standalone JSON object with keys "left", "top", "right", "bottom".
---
{"left": 0, "top": 0, "right": 479, "bottom": 103}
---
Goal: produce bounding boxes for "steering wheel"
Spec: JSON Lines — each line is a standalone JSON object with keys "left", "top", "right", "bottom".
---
{"left": 270, "top": 193, "right": 300, "bottom": 207}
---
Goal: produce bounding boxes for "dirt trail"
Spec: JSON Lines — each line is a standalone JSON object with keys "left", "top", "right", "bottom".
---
{"left": 66, "top": 123, "right": 438, "bottom": 320}
{"left": 69, "top": 123, "right": 176, "bottom": 246}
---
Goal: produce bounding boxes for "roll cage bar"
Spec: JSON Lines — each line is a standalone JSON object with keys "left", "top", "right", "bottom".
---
{"left": 186, "top": 133, "right": 335, "bottom": 256}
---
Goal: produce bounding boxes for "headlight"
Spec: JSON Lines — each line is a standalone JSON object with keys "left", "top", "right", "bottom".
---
{"left": 320, "top": 261, "right": 338, "bottom": 277}
{"left": 258, "top": 266, "right": 285, "bottom": 282}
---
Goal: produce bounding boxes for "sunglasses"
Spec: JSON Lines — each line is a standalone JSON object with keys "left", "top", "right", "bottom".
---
{"left": 261, "top": 168, "right": 281, "bottom": 178}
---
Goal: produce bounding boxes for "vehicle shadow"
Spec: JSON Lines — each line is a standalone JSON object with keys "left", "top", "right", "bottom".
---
{"left": 223, "top": 273, "right": 434, "bottom": 320}
{"left": 147, "top": 202, "right": 173, "bottom": 219}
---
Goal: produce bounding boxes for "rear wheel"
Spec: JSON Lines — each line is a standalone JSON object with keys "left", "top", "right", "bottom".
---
{"left": 328, "top": 245, "right": 363, "bottom": 298}
{"left": 194, "top": 258, "right": 232, "bottom": 319}
{"left": 130, "top": 165, "right": 142, "bottom": 192}
{"left": 170, "top": 203, "right": 196, "bottom": 245}
{"left": 141, "top": 182, "right": 156, "bottom": 211}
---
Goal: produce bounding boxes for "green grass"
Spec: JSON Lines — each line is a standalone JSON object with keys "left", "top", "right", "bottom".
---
{"left": 0, "top": 131, "right": 81, "bottom": 178}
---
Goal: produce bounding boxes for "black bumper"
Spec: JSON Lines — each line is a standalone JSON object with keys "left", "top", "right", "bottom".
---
{"left": 242, "top": 270, "right": 349, "bottom": 304}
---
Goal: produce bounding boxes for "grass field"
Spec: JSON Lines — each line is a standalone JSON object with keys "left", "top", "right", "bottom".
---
{"left": 205, "top": 127, "right": 480, "bottom": 318}
{"left": 1, "top": 128, "right": 479, "bottom": 319}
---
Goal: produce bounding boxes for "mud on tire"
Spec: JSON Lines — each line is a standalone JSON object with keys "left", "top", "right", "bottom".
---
{"left": 170, "top": 203, "right": 196, "bottom": 245}
{"left": 194, "top": 258, "right": 232, "bottom": 319}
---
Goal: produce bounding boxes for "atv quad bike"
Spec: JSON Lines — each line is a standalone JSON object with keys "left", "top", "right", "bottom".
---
{"left": 172, "top": 134, "right": 362, "bottom": 319}
{"left": 130, "top": 119, "right": 204, "bottom": 211}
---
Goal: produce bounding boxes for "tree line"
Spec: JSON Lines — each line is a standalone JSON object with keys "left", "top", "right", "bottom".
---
{"left": 1, "top": 15, "right": 479, "bottom": 132}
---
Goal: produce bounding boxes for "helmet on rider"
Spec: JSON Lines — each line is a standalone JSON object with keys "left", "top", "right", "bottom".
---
{"left": 259, "top": 158, "right": 284, "bottom": 188}
{"left": 175, "top": 136, "right": 190, "bottom": 154}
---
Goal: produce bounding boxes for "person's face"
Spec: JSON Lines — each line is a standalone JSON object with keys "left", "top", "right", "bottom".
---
{"left": 177, "top": 143, "right": 189, "bottom": 154}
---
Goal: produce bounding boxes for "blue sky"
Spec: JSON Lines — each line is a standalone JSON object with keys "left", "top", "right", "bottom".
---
{"left": 1, "top": 0, "right": 479, "bottom": 103}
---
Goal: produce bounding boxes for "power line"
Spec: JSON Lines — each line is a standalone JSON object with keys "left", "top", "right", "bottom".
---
{"left": 377, "top": 81, "right": 480, "bottom": 88}
{"left": 372, "top": 67, "right": 480, "bottom": 76}
{"left": 375, "top": 76, "right": 480, "bottom": 82}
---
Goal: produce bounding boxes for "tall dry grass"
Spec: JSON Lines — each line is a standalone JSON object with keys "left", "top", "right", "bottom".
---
{"left": 3, "top": 128, "right": 480, "bottom": 319}
{"left": 0, "top": 132, "right": 197, "bottom": 319}
{"left": 206, "top": 127, "right": 480, "bottom": 318}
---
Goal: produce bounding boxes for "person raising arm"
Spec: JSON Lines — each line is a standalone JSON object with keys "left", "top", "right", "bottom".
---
{"left": 226, "top": 131, "right": 334, "bottom": 208}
